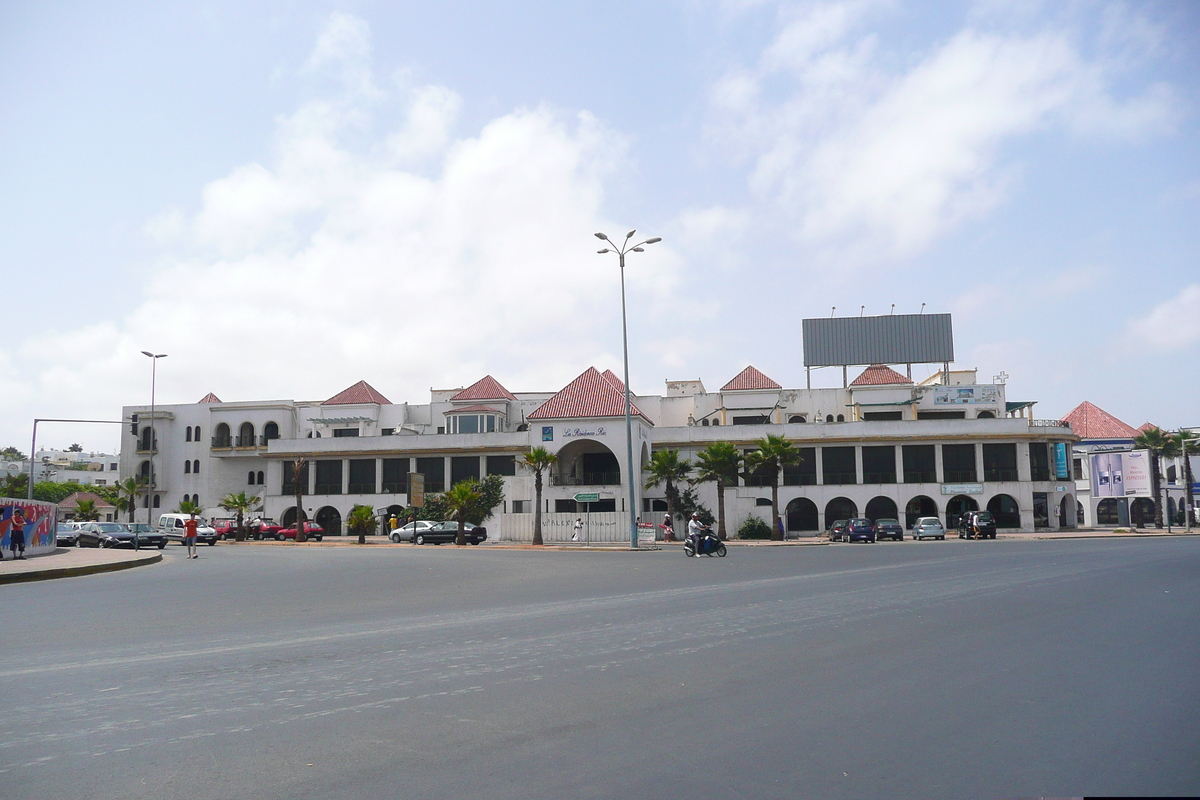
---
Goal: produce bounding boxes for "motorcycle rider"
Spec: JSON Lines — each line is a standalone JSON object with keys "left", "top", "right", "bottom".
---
{"left": 687, "top": 512, "right": 708, "bottom": 554}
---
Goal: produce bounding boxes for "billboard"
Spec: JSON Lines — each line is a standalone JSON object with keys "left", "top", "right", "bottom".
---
{"left": 933, "top": 385, "right": 998, "bottom": 405}
{"left": 1090, "top": 451, "right": 1152, "bottom": 498}
{"left": 802, "top": 313, "right": 954, "bottom": 367}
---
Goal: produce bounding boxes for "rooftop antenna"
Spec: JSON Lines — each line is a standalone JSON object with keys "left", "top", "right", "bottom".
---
{"left": 859, "top": 305, "right": 865, "bottom": 317}
{"left": 830, "top": 306, "right": 836, "bottom": 317}
{"left": 920, "top": 303, "right": 926, "bottom": 314}
{"left": 890, "top": 304, "right": 895, "bottom": 315}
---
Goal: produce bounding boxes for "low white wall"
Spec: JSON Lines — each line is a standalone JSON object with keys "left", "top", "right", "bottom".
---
{"left": 497, "top": 512, "right": 629, "bottom": 543}
{"left": 2, "top": 498, "right": 59, "bottom": 557}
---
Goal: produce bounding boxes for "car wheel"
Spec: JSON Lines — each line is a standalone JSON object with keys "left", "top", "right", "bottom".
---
{"left": 158, "top": 542, "right": 166, "bottom": 549}
{"left": 277, "top": 533, "right": 286, "bottom": 541}
{"left": 415, "top": 534, "right": 425, "bottom": 545}
{"left": 470, "top": 540, "right": 480, "bottom": 545}
{"left": 313, "top": 535, "right": 322, "bottom": 542}
{"left": 390, "top": 533, "right": 400, "bottom": 543}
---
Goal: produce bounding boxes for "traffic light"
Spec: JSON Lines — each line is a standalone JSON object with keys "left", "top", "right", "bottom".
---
{"left": 130, "top": 413, "right": 139, "bottom": 436}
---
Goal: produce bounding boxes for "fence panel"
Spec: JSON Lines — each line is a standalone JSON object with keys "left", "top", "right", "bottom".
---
{"left": 497, "top": 512, "right": 628, "bottom": 543}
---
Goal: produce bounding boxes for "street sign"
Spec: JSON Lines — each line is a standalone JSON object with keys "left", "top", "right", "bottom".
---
{"left": 409, "top": 473, "right": 425, "bottom": 507}
{"left": 573, "top": 492, "right": 600, "bottom": 503}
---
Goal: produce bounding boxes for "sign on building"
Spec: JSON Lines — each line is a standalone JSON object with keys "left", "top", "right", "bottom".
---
{"left": 409, "top": 473, "right": 425, "bottom": 508}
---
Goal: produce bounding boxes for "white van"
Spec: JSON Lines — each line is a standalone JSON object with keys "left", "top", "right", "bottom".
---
{"left": 156, "top": 513, "right": 218, "bottom": 546}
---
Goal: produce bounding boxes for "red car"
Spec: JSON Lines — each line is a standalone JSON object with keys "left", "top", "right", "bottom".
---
{"left": 248, "top": 518, "right": 285, "bottom": 540}
{"left": 277, "top": 522, "right": 324, "bottom": 542}
{"left": 211, "top": 519, "right": 237, "bottom": 540}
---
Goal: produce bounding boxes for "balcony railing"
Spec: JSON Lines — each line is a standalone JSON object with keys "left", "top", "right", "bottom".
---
{"left": 314, "top": 483, "right": 342, "bottom": 495}
{"left": 1031, "top": 419, "right": 1070, "bottom": 428}
{"left": 235, "top": 435, "right": 257, "bottom": 447}
{"left": 211, "top": 436, "right": 232, "bottom": 448}
{"left": 348, "top": 483, "right": 376, "bottom": 494}
{"left": 782, "top": 474, "right": 817, "bottom": 486}
{"left": 862, "top": 472, "right": 897, "bottom": 484}
{"left": 258, "top": 434, "right": 279, "bottom": 446}
{"left": 984, "top": 468, "right": 1019, "bottom": 482}
{"left": 381, "top": 481, "right": 406, "bottom": 494}
{"left": 903, "top": 471, "right": 938, "bottom": 483}
{"left": 943, "top": 470, "right": 978, "bottom": 483}
{"left": 554, "top": 472, "right": 621, "bottom": 486}
{"left": 822, "top": 472, "right": 858, "bottom": 485}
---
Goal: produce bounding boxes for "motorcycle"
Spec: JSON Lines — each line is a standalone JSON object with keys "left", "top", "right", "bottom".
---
{"left": 684, "top": 528, "right": 727, "bottom": 557}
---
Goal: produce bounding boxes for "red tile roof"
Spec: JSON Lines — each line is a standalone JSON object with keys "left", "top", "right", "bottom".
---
{"left": 1137, "top": 422, "right": 1162, "bottom": 434}
{"left": 323, "top": 380, "right": 390, "bottom": 406}
{"left": 721, "top": 365, "right": 781, "bottom": 392}
{"left": 450, "top": 375, "right": 516, "bottom": 402}
{"left": 448, "top": 404, "right": 505, "bottom": 414}
{"left": 1061, "top": 401, "right": 1139, "bottom": 440}
{"left": 601, "top": 370, "right": 625, "bottom": 394}
{"left": 528, "top": 367, "right": 650, "bottom": 422}
{"left": 58, "top": 491, "right": 115, "bottom": 509}
{"left": 198, "top": 392, "right": 222, "bottom": 404}
{"left": 850, "top": 364, "right": 913, "bottom": 386}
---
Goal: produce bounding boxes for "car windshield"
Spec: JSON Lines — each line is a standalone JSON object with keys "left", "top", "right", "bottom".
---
{"left": 916, "top": 518, "right": 941, "bottom": 526}
{"left": 124, "top": 524, "right": 153, "bottom": 532}
{"left": 94, "top": 523, "right": 125, "bottom": 533}
{"left": 876, "top": 518, "right": 899, "bottom": 525}
{"left": 975, "top": 512, "right": 994, "bottom": 523}
{"left": 849, "top": 519, "right": 871, "bottom": 526}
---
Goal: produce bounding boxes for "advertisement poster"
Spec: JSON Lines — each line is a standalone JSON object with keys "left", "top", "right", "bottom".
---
{"left": 1091, "top": 451, "right": 1152, "bottom": 498}
{"left": 933, "top": 385, "right": 998, "bottom": 405}
{"left": 1053, "top": 443, "right": 1070, "bottom": 480}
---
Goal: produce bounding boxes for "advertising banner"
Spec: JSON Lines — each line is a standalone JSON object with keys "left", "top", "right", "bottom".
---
{"left": 933, "top": 385, "right": 998, "bottom": 405}
{"left": 1053, "top": 443, "right": 1070, "bottom": 480}
{"left": 1091, "top": 451, "right": 1152, "bottom": 498}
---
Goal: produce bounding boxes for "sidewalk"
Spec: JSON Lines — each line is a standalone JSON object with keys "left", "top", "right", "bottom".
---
{"left": 0, "top": 547, "right": 162, "bottom": 585}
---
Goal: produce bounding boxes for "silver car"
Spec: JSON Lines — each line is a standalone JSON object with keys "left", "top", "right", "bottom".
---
{"left": 911, "top": 516, "right": 945, "bottom": 540}
{"left": 391, "top": 520, "right": 435, "bottom": 543}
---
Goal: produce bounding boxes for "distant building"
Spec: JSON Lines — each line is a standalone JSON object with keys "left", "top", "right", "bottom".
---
{"left": 58, "top": 491, "right": 118, "bottom": 523}
{"left": 121, "top": 363, "right": 1078, "bottom": 536}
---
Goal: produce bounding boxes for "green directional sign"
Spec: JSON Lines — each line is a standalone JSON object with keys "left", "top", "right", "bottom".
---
{"left": 573, "top": 492, "right": 600, "bottom": 503}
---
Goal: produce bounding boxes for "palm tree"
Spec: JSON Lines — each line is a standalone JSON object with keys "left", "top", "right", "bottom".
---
{"left": 443, "top": 480, "right": 483, "bottom": 546}
{"left": 1134, "top": 426, "right": 1175, "bottom": 528}
{"left": 643, "top": 450, "right": 692, "bottom": 540}
{"left": 346, "top": 504, "right": 377, "bottom": 545}
{"left": 74, "top": 498, "right": 100, "bottom": 521}
{"left": 176, "top": 499, "right": 203, "bottom": 518}
{"left": 692, "top": 442, "right": 741, "bottom": 540}
{"left": 519, "top": 447, "right": 557, "bottom": 546}
{"left": 219, "top": 491, "right": 258, "bottom": 542}
{"left": 744, "top": 434, "right": 800, "bottom": 541}
{"left": 291, "top": 458, "right": 309, "bottom": 542}
{"left": 113, "top": 477, "right": 143, "bottom": 523}
{"left": 1174, "top": 429, "right": 1197, "bottom": 526}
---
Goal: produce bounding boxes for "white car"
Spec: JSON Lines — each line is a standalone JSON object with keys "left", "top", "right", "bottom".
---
{"left": 391, "top": 520, "right": 435, "bottom": 543}
{"left": 911, "top": 517, "right": 945, "bottom": 540}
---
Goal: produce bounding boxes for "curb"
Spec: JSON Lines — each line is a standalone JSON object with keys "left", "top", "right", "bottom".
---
{"left": 0, "top": 551, "right": 163, "bottom": 585}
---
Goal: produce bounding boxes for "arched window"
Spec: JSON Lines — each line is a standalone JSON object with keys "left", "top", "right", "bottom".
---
{"left": 140, "top": 426, "right": 156, "bottom": 451}
{"left": 248, "top": 471, "right": 255, "bottom": 485}
{"left": 139, "top": 460, "right": 151, "bottom": 481}
{"left": 185, "top": 461, "right": 191, "bottom": 474}
{"left": 789, "top": 415, "right": 806, "bottom": 423}
{"left": 238, "top": 422, "right": 255, "bottom": 447}
{"left": 836, "top": 414, "right": 845, "bottom": 422}
{"left": 977, "top": 411, "right": 995, "bottom": 419}
{"left": 826, "top": 415, "right": 834, "bottom": 422}
{"left": 153, "top": 495, "right": 161, "bottom": 508}
{"left": 263, "top": 421, "right": 279, "bottom": 441}
{"left": 213, "top": 423, "right": 231, "bottom": 447}
{"left": 257, "top": 471, "right": 264, "bottom": 485}
{"left": 186, "top": 427, "right": 192, "bottom": 442}
{"left": 193, "top": 460, "right": 200, "bottom": 474}
{"left": 194, "top": 426, "right": 201, "bottom": 441}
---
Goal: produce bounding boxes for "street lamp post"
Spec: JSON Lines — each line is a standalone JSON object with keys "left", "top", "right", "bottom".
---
{"left": 595, "top": 230, "right": 661, "bottom": 549}
{"left": 141, "top": 351, "right": 167, "bottom": 550}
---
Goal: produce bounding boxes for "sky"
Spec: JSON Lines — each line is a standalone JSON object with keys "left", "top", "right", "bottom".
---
{"left": 1, "top": 0, "right": 1197, "bottom": 456}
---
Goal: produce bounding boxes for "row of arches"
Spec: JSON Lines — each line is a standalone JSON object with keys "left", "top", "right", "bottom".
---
{"left": 212, "top": 421, "right": 280, "bottom": 448}
{"left": 781, "top": 493, "right": 1056, "bottom": 532}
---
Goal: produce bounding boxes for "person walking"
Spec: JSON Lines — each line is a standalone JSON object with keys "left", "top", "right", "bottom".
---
{"left": 184, "top": 515, "right": 199, "bottom": 559}
{"left": 661, "top": 512, "right": 674, "bottom": 542}
{"left": 572, "top": 517, "right": 583, "bottom": 541}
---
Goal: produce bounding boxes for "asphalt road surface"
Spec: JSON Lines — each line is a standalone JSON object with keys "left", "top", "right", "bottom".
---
{"left": 1, "top": 538, "right": 1197, "bottom": 799}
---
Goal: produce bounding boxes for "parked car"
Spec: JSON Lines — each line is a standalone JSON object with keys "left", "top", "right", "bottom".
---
{"left": 911, "top": 517, "right": 945, "bottom": 540}
{"left": 121, "top": 522, "right": 169, "bottom": 549}
{"left": 844, "top": 518, "right": 876, "bottom": 543}
{"left": 211, "top": 519, "right": 238, "bottom": 540}
{"left": 55, "top": 523, "right": 80, "bottom": 547}
{"left": 873, "top": 518, "right": 904, "bottom": 541}
{"left": 278, "top": 522, "right": 324, "bottom": 541}
{"left": 391, "top": 520, "right": 435, "bottom": 543}
{"left": 827, "top": 519, "right": 849, "bottom": 542}
{"left": 78, "top": 522, "right": 168, "bottom": 549}
{"left": 958, "top": 510, "right": 997, "bottom": 539}
{"left": 410, "top": 521, "right": 487, "bottom": 546}
{"left": 157, "top": 514, "right": 219, "bottom": 546}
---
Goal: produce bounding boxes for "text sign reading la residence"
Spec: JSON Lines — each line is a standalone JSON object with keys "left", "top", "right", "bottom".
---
{"left": 941, "top": 483, "right": 984, "bottom": 495}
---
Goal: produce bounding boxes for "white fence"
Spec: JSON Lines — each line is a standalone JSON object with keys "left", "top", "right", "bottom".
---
{"left": 497, "top": 512, "right": 651, "bottom": 544}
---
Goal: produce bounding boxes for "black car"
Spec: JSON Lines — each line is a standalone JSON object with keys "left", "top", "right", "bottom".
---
{"left": 56, "top": 523, "right": 80, "bottom": 547}
{"left": 78, "top": 522, "right": 168, "bottom": 549}
{"left": 410, "top": 521, "right": 488, "bottom": 545}
{"left": 844, "top": 518, "right": 876, "bottom": 543}
{"left": 827, "top": 519, "right": 849, "bottom": 542}
{"left": 957, "top": 510, "right": 997, "bottom": 539}
{"left": 872, "top": 518, "right": 904, "bottom": 541}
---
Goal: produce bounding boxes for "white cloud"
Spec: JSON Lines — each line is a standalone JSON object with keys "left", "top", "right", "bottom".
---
{"left": 5, "top": 14, "right": 678, "bottom": 437}
{"left": 708, "top": 2, "right": 1177, "bottom": 262}
{"left": 1127, "top": 284, "right": 1200, "bottom": 352}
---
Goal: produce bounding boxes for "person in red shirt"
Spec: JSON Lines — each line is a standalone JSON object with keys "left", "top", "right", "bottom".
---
{"left": 184, "top": 516, "right": 199, "bottom": 559}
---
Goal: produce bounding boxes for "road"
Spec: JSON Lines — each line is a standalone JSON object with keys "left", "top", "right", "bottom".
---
{"left": 1, "top": 538, "right": 1197, "bottom": 799}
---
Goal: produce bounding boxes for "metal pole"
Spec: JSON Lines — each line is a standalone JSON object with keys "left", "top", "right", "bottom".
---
{"left": 619, "top": 250, "right": 638, "bottom": 549}
{"left": 27, "top": 420, "right": 38, "bottom": 500}
{"left": 143, "top": 358, "right": 156, "bottom": 550}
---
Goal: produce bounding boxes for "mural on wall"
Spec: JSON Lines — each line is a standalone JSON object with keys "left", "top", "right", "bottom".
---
{"left": 1, "top": 500, "right": 57, "bottom": 551}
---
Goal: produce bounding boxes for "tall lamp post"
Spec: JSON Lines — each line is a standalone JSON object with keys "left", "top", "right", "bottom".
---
{"left": 141, "top": 351, "right": 167, "bottom": 549}
{"left": 595, "top": 230, "right": 661, "bottom": 549}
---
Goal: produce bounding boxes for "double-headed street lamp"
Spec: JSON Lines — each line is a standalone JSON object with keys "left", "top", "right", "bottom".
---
{"left": 141, "top": 351, "right": 167, "bottom": 549}
{"left": 595, "top": 230, "right": 661, "bottom": 549}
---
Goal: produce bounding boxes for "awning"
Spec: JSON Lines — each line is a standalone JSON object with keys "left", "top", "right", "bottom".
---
{"left": 1005, "top": 402, "right": 1036, "bottom": 413}
{"left": 307, "top": 416, "right": 373, "bottom": 424}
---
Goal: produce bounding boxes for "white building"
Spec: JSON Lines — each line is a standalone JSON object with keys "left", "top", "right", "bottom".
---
{"left": 121, "top": 364, "right": 1079, "bottom": 537}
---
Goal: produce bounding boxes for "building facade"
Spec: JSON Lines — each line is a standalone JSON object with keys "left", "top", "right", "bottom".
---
{"left": 121, "top": 364, "right": 1078, "bottom": 537}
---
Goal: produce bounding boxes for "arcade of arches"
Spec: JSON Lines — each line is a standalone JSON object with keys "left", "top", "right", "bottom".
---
{"left": 775, "top": 491, "right": 1071, "bottom": 533}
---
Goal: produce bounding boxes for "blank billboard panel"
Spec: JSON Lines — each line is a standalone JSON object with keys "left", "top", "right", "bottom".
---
{"left": 802, "top": 314, "right": 954, "bottom": 367}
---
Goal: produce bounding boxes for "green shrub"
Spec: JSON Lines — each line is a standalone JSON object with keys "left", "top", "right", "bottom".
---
{"left": 736, "top": 515, "right": 772, "bottom": 540}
